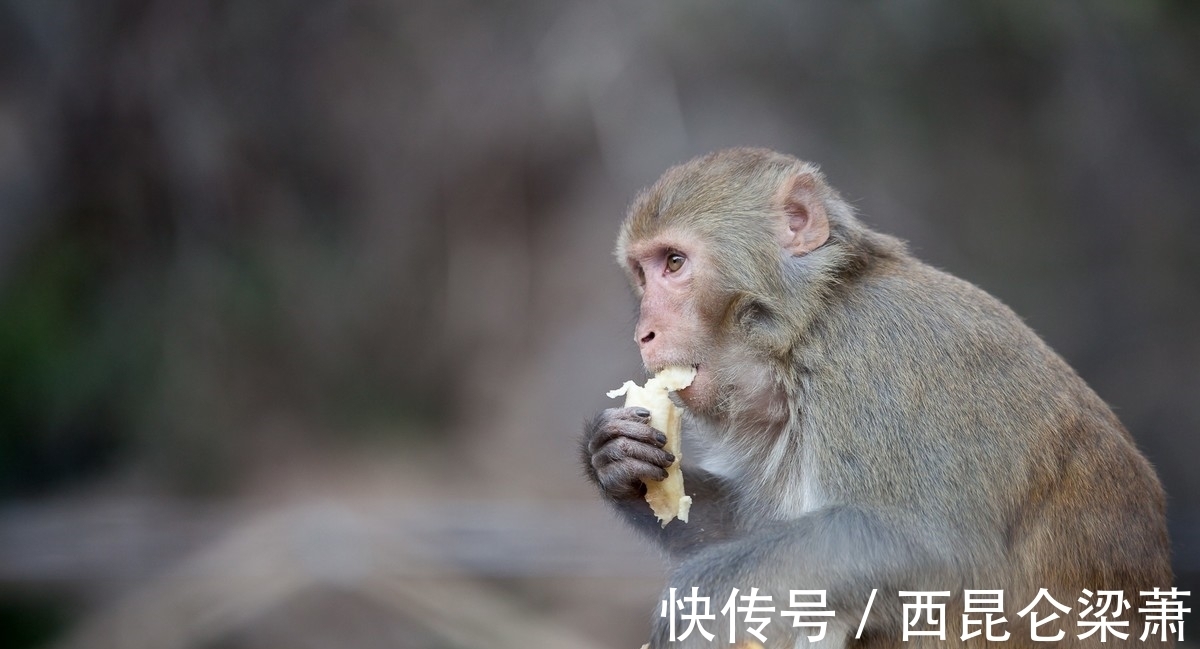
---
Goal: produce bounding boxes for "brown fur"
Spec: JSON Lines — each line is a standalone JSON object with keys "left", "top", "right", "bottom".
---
{"left": 584, "top": 148, "right": 1173, "bottom": 648}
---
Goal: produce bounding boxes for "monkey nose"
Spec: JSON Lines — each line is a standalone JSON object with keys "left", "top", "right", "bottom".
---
{"left": 639, "top": 330, "right": 656, "bottom": 346}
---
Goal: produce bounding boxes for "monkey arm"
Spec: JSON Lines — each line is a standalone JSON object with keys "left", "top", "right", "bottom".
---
{"left": 608, "top": 464, "right": 741, "bottom": 557}
{"left": 582, "top": 408, "right": 742, "bottom": 557}
{"left": 651, "top": 505, "right": 955, "bottom": 648}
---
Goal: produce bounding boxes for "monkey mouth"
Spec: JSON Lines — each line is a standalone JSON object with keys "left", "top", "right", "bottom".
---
{"left": 670, "top": 365, "right": 701, "bottom": 408}
{"left": 675, "top": 364, "right": 702, "bottom": 389}
{"left": 648, "top": 362, "right": 700, "bottom": 375}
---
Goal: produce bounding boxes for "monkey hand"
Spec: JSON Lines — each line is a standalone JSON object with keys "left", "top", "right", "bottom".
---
{"left": 583, "top": 407, "right": 676, "bottom": 501}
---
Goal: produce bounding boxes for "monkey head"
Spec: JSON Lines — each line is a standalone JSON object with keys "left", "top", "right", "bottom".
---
{"left": 615, "top": 148, "right": 840, "bottom": 419}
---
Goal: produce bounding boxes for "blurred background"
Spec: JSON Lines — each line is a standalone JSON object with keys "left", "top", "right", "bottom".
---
{"left": 0, "top": 1, "right": 1197, "bottom": 647}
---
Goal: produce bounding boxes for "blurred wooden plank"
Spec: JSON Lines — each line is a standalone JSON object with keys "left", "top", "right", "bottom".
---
{"left": 0, "top": 497, "right": 658, "bottom": 589}
{"left": 33, "top": 499, "right": 642, "bottom": 649}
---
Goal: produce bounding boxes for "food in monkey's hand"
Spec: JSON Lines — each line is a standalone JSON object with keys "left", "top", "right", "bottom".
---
{"left": 607, "top": 366, "right": 696, "bottom": 526}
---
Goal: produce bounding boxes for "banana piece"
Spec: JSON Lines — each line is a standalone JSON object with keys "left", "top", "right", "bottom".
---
{"left": 607, "top": 366, "right": 696, "bottom": 526}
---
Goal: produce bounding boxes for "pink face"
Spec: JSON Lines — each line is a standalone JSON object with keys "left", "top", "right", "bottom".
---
{"left": 625, "top": 232, "right": 720, "bottom": 411}
{"left": 618, "top": 168, "right": 830, "bottom": 419}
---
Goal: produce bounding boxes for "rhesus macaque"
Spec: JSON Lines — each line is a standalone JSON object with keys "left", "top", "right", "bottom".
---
{"left": 581, "top": 149, "right": 1172, "bottom": 648}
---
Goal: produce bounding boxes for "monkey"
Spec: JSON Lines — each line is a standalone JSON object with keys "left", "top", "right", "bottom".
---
{"left": 580, "top": 148, "right": 1173, "bottom": 648}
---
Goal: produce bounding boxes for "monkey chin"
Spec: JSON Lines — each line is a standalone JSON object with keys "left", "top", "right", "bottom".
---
{"left": 670, "top": 365, "right": 720, "bottom": 415}
{"left": 673, "top": 362, "right": 770, "bottom": 422}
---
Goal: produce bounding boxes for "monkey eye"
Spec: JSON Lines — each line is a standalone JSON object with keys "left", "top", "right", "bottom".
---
{"left": 665, "top": 252, "right": 686, "bottom": 273}
{"left": 635, "top": 264, "right": 646, "bottom": 286}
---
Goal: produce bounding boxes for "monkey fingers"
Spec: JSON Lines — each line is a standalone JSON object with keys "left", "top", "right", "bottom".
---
{"left": 588, "top": 407, "right": 668, "bottom": 454}
{"left": 597, "top": 459, "right": 669, "bottom": 500}
{"left": 593, "top": 435, "right": 676, "bottom": 470}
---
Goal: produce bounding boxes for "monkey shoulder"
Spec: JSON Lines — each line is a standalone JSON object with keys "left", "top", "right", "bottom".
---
{"left": 811, "top": 256, "right": 1156, "bottom": 496}
{"left": 829, "top": 259, "right": 1068, "bottom": 374}
{"left": 808, "top": 258, "right": 1118, "bottom": 453}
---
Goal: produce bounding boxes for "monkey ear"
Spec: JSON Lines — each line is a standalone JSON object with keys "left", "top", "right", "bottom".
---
{"left": 780, "top": 173, "right": 830, "bottom": 256}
